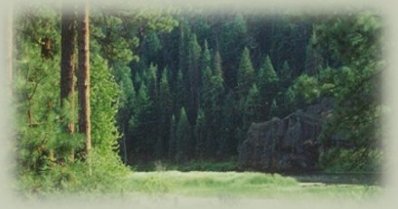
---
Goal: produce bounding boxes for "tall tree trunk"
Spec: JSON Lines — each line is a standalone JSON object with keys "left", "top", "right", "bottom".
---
{"left": 77, "top": 1, "right": 91, "bottom": 158}
{"left": 60, "top": 6, "right": 77, "bottom": 162}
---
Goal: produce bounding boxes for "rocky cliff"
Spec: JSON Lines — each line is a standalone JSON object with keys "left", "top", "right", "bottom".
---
{"left": 238, "top": 98, "right": 333, "bottom": 172}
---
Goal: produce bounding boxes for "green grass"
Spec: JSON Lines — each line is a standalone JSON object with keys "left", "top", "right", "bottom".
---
{"left": 131, "top": 160, "right": 239, "bottom": 172}
{"left": 125, "top": 171, "right": 382, "bottom": 199}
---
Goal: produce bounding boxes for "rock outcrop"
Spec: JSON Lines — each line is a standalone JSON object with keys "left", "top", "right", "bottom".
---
{"left": 238, "top": 98, "right": 333, "bottom": 172}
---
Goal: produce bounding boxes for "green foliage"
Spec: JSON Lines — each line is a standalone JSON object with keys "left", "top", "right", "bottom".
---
{"left": 186, "top": 33, "right": 202, "bottom": 124}
{"left": 90, "top": 54, "right": 121, "bottom": 151}
{"left": 145, "top": 64, "right": 158, "bottom": 100}
{"left": 257, "top": 55, "right": 278, "bottom": 85}
{"left": 213, "top": 50, "right": 223, "bottom": 77}
{"left": 200, "top": 40, "right": 211, "bottom": 75}
{"left": 292, "top": 74, "right": 320, "bottom": 103}
{"left": 243, "top": 84, "right": 262, "bottom": 130}
{"left": 142, "top": 32, "right": 162, "bottom": 61}
{"left": 314, "top": 12, "right": 383, "bottom": 171}
{"left": 304, "top": 31, "right": 324, "bottom": 76}
{"left": 279, "top": 60, "right": 292, "bottom": 84}
{"left": 314, "top": 12, "right": 382, "bottom": 67}
{"left": 15, "top": 6, "right": 129, "bottom": 194}
{"left": 194, "top": 109, "right": 207, "bottom": 159}
{"left": 157, "top": 68, "right": 173, "bottom": 158}
{"left": 175, "top": 108, "right": 193, "bottom": 162}
{"left": 237, "top": 47, "right": 255, "bottom": 98}
{"left": 91, "top": 15, "right": 136, "bottom": 65}
{"left": 168, "top": 115, "right": 177, "bottom": 160}
{"left": 220, "top": 91, "right": 240, "bottom": 156}
{"left": 174, "top": 69, "right": 185, "bottom": 118}
{"left": 18, "top": 150, "right": 129, "bottom": 195}
{"left": 256, "top": 55, "right": 279, "bottom": 120}
{"left": 15, "top": 7, "right": 63, "bottom": 173}
{"left": 319, "top": 148, "right": 382, "bottom": 172}
{"left": 133, "top": 10, "right": 179, "bottom": 33}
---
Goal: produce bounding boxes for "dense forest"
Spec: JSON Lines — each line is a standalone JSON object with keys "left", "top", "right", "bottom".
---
{"left": 13, "top": 2, "right": 384, "bottom": 193}
{"left": 116, "top": 11, "right": 384, "bottom": 171}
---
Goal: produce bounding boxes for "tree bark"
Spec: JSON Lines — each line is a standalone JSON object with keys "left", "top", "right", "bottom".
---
{"left": 60, "top": 6, "right": 77, "bottom": 161}
{"left": 77, "top": 1, "right": 91, "bottom": 157}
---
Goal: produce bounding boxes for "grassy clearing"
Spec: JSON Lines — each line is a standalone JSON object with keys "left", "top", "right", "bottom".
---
{"left": 126, "top": 171, "right": 382, "bottom": 199}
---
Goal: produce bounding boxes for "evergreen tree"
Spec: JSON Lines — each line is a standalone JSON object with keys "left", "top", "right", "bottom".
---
{"left": 213, "top": 50, "right": 223, "bottom": 78}
{"left": 15, "top": 8, "right": 62, "bottom": 172}
{"left": 220, "top": 14, "right": 250, "bottom": 89}
{"left": 128, "top": 83, "right": 158, "bottom": 162}
{"left": 200, "top": 39, "right": 211, "bottom": 90}
{"left": 280, "top": 60, "right": 292, "bottom": 86}
{"left": 279, "top": 86, "right": 297, "bottom": 117}
{"left": 168, "top": 115, "right": 177, "bottom": 161}
{"left": 243, "top": 84, "right": 262, "bottom": 131}
{"left": 235, "top": 47, "right": 255, "bottom": 143}
{"left": 175, "top": 107, "right": 193, "bottom": 163}
{"left": 142, "top": 31, "right": 162, "bottom": 64}
{"left": 315, "top": 13, "right": 383, "bottom": 170}
{"left": 200, "top": 46, "right": 214, "bottom": 111}
{"left": 257, "top": 55, "right": 279, "bottom": 120}
{"left": 269, "top": 98, "right": 278, "bottom": 117}
{"left": 116, "top": 66, "right": 136, "bottom": 162}
{"left": 194, "top": 109, "right": 206, "bottom": 159}
{"left": 237, "top": 47, "right": 255, "bottom": 99}
{"left": 174, "top": 69, "right": 185, "bottom": 118}
{"left": 157, "top": 68, "right": 173, "bottom": 158}
{"left": 220, "top": 91, "right": 239, "bottom": 157}
{"left": 210, "top": 52, "right": 226, "bottom": 158}
{"left": 304, "top": 31, "right": 324, "bottom": 76}
{"left": 146, "top": 63, "right": 158, "bottom": 100}
{"left": 186, "top": 33, "right": 202, "bottom": 125}
{"left": 201, "top": 40, "right": 211, "bottom": 74}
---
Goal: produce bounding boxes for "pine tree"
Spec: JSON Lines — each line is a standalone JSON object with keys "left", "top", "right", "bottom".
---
{"left": 220, "top": 14, "right": 249, "bottom": 89}
{"left": 187, "top": 33, "right": 202, "bottom": 125}
{"left": 15, "top": 8, "right": 61, "bottom": 172}
{"left": 174, "top": 68, "right": 185, "bottom": 118}
{"left": 237, "top": 47, "right": 255, "bottom": 99}
{"left": 168, "top": 115, "right": 177, "bottom": 161}
{"left": 221, "top": 91, "right": 240, "bottom": 156}
{"left": 257, "top": 55, "right": 279, "bottom": 120}
{"left": 304, "top": 31, "right": 324, "bottom": 76}
{"left": 210, "top": 51, "right": 225, "bottom": 158}
{"left": 200, "top": 46, "right": 214, "bottom": 111}
{"left": 142, "top": 32, "right": 162, "bottom": 63}
{"left": 243, "top": 84, "right": 262, "bottom": 131}
{"left": 146, "top": 63, "right": 158, "bottom": 100}
{"left": 194, "top": 109, "right": 206, "bottom": 159}
{"left": 213, "top": 50, "right": 223, "bottom": 78}
{"left": 175, "top": 107, "right": 193, "bottom": 163}
{"left": 157, "top": 68, "right": 172, "bottom": 158}
{"left": 280, "top": 60, "right": 292, "bottom": 86}
{"left": 235, "top": 47, "right": 255, "bottom": 143}
{"left": 128, "top": 83, "right": 158, "bottom": 162}
{"left": 269, "top": 98, "right": 278, "bottom": 117}
{"left": 201, "top": 40, "right": 211, "bottom": 74}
